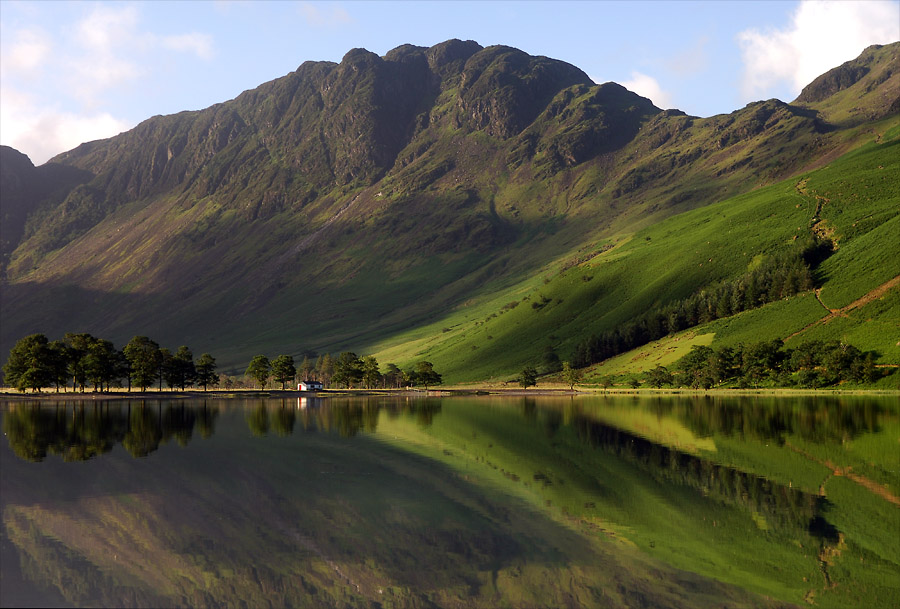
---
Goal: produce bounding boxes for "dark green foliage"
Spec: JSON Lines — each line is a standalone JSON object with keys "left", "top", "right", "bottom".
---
{"left": 673, "top": 339, "right": 883, "bottom": 388}
{"left": 413, "top": 361, "right": 442, "bottom": 390}
{"left": 84, "top": 338, "right": 120, "bottom": 392}
{"left": 644, "top": 365, "right": 674, "bottom": 389}
{"left": 46, "top": 340, "right": 71, "bottom": 392}
{"left": 541, "top": 346, "right": 562, "bottom": 373}
{"left": 157, "top": 348, "right": 172, "bottom": 390}
{"left": 316, "top": 354, "right": 334, "bottom": 387}
{"left": 3, "top": 334, "right": 53, "bottom": 392}
{"left": 361, "top": 356, "right": 381, "bottom": 389}
{"left": 384, "top": 363, "right": 403, "bottom": 388}
{"left": 572, "top": 238, "right": 826, "bottom": 369}
{"left": 167, "top": 346, "right": 196, "bottom": 391}
{"left": 519, "top": 366, "right": 538, "bottom": 389}
{"left": 332, "top": 352, "right": 363, "bottom": 388}
{"left": 64, "top": 333, "right": 97, "bottom": 393}
{"left": 560, "top": 361, "right": 582, "bottom": 390}
{"left": 245, "top": 355, "right": 271, "bottom": 389}
{"left": 298, "top": 356, "right": 313, "bottom": 383}
{"left": 124, "top": 336, "right": 161, "bottom": 391}
{"left": 195, "top": 353, "right": 218, "bottom": 391}
{"left": 271, "top": 354, "right": 296, "bottom": 390}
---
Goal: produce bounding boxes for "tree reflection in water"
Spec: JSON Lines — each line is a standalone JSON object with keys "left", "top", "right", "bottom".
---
{"left": 3, "top": 401, "right": 219, "bottom": 461}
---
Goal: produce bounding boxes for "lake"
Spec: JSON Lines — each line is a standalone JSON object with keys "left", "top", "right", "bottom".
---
{"left": 1, "top": 394, "right": 898, "bottom": 608}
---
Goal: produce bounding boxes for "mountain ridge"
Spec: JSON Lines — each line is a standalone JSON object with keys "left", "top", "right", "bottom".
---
{"left": 2, "top": 39, "right": 898, "bottom": 379}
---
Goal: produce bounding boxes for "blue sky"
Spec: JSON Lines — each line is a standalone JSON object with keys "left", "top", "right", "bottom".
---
{"left": 2, "top": 0, "right": 898, "bottom": 165}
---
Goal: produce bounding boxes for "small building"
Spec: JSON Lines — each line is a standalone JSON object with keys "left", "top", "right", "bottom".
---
{"left": 298, "top": 381, "right": 323, "bottom": 391}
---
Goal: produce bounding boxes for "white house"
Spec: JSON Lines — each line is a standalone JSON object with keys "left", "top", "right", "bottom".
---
{"left": 298, "top": 381, "right": 323, "bottom": 391}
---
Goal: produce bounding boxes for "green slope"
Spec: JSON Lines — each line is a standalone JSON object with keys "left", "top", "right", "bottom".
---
{"left": 372, "top": 129, "right": 899, "bottom": 382}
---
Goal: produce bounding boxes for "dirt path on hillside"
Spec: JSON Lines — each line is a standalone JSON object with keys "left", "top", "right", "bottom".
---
{"left": 786, "top": 274, "right": 900, "bottom": 340}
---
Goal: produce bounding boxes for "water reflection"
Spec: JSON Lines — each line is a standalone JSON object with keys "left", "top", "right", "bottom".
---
{"left": 2, "top": 398, "right": 448, "bottom": 461}
{"left": 572, "top": 412, "right": 837, "bottom": 540}
{"left": 645, "top": 395, "right": 885, "bottom": 443}
{"left": 3, "top": 401, "right": 219, "bottom": 461}
{"left": 1, "top": 395, "right": 888, "bottom": 460}
{"left": 1, "top": 395, "right": 896, "bottom": 608}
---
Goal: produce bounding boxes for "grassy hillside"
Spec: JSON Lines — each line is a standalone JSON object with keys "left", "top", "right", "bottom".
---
{"left": 371, "top": 126, "right": 899, "bottom": 382}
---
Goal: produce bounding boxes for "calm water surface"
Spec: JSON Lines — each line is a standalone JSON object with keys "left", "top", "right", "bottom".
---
{"left": 1, "top": 395, "right": 897, "bottom": 608}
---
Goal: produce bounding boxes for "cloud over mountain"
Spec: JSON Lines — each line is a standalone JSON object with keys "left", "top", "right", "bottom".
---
{"left": 737, "top": 0, "right": 899, "bottom": 102}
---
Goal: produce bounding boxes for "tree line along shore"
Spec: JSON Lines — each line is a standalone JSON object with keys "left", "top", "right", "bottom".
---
{"left": 2, "top": 330, "right": 891, "bottom": 396}
{"left": 1, "top": 333, "right": 443, "bottom": 394}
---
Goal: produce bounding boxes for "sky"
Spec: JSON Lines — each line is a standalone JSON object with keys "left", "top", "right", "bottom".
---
{"left": 1, "top": 0, "right": 898, "bottom": 166}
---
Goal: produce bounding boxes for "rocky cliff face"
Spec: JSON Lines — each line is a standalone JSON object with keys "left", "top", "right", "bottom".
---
{"left": 2, "top": 40, "right": 897, "bottom": 370}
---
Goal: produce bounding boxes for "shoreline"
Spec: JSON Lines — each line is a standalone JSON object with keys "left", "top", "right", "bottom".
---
{"left": 1, "top": 386, "right": 897, "bottom": 401}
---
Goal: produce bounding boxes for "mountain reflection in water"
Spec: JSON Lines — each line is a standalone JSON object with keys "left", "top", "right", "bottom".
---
{"left": 1, "top": 395, "right": 896, "bottom": 609}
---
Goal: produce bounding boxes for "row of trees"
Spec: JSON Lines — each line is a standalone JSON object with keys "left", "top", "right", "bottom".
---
{"left": 3, "top": 333, "right": 217, "bottom": 393}
{"left": 518, "top": 362, "right": 583, "bottom": 390}
{"left": 637, "top": 339, "right": 882, "bottom": 390}
{"left": 572, "top": 238, "right": 828, "bottom": 369}
{"left": 243, "top": 351, "right": 443, "bottom": 390}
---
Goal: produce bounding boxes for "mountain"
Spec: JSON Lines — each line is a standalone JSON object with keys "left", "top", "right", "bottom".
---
{"left": 1, "top": 40, "right": 898, "bottom": 381}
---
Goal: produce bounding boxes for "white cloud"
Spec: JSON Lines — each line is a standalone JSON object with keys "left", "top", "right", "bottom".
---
{"left": 161, "top": 33, "right": 215, "bottom": 60}
{"left": 0, "top": 4, "right": 217, "bottom": 161}
{"left": 0, "top": 86, "right": 133, "bottom": 165}
{"left": 621, "top": 72, "right": 673, "bottom": 109}
{"left": 76, "top": 4, "right": 141, "bottom": 53}
{"left": 298, "top": 2, "right": 353, "bottom": 27}
{"left": 1, "top": 27, "right": 52, "bottom": 74}
{"left": 737, "top": 0, "right": 900, "bottom": 101}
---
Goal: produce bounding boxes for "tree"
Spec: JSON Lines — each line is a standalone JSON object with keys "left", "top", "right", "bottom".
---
{"left": 741, "top": 340, "right": 783, "bottom": 388}
{"left": 84, "top": 338, "right": 119, "bottom": 391}
{"left": 47, "top": 340, "right": 72, "bottom": 392}
{"left": 541, "top": 347, "right": 562, "bottom": 373}
{"left": 361, "top": 356, "right": 380, "bottom": 388}
{"left": 415, "top": 361, "right": 442, "bottom": 391}
{"left": 158, "top": 348, "right": 172, "bottom": 390}
{"left": 561, "top": 361, "right": 583, "bottom": 390}
{"left": 519, "top": 366, "right": 538, "bottom": 389}
{"left": 644, "top": 364, "right": 674, "bottom": 389}
{"left": 161, "top": 348, "right": 186, "bottom": 389}
{"left": 246, "top": 355, "right": 271, "bottom": 389}
{"left": 298, "top": 356, "right": 313, "bottom": 382}
{"left": 677, "top": 345, "right": 717, "bottom": 388}
{"left": 195, "top": 353, "right": 218, "bottom": 391}
{"left": 64, "top": 332, "right": 97, "bottom": 392}
{"left": 271, "top": 354, "right": 296, "bottom": 390}
{"left": 124, "top": 336, "right": 161, "bottom": 392}
{"left": 3, "top": 334, "right": 53, "bottom": 392}
{"left": 332, "top": 352, "right": 363, "bottom": 388}
{"left": 317, "top": 354, "right": 334, "bottom": 387}
{"left": 171, "top": 346, "right": 196, "bottom": 390}
{"left": 384, "top": 363, "right": 403, "bottom": 388}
